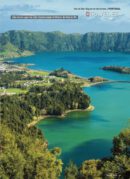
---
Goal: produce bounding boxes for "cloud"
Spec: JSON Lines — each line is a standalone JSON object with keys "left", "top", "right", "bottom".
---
{"left": 0, "top": 4, "right": 58, "bottom": 13}
{"left": 0, "top": 0, "right": 130, "bottom": 33}
{"left": 104, "top": 0, "right": 129, "bottom": 3}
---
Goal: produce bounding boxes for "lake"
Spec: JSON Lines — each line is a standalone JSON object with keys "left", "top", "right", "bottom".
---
{"left": 14, "top": 52, "right": 130, "bottom": 165}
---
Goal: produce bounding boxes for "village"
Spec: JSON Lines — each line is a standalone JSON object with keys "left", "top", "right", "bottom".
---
{"left": 0, "top": 61, "right": 108, "bottom": 96}
{"left": 0, "top": 61, "right": 23, "bottom": 72}
{"left": 0, "top": 61, "right": 88, "bottom": 96}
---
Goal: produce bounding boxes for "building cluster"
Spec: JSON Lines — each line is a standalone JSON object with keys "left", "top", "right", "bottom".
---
{"left": 0, "top": 62, "right": 22, "bottom": 72}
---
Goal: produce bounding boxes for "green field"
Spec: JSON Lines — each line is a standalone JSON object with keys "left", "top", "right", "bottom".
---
{"left": 0, "top": 88, "right": 27, "bottom": 94}
{"left": 27, "top": 69, "right": 49, "bottom": 76}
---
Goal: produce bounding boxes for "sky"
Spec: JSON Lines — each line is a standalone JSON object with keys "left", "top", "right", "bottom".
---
{"left": 0, "top": 0, "right": 130, "bottom": 33}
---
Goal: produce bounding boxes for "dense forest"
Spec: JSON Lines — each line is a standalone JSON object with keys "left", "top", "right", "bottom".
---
{"left": 0, "top": 82, "right": 89, "bottom": 178}
{"left": 0, "top": 106, "right": 63, "bottom": 179}
{"left": 0, "top": 74, "right": 130, "bottom": 178}
{"left": 0, "top": 31, "right": 130, "bottom": 54}
{"left": 28, "top": 82, "right": 90, "bottom": 115}
{"left": 1, "top": 96, "right": 130, "bottom": 179}
{"left": 1, "top": 82, "right": 90, "bottom": 124}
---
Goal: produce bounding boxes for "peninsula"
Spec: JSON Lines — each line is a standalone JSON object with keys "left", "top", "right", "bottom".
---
{"left": 102, "top": 66, "right": 130, "bottom": 74}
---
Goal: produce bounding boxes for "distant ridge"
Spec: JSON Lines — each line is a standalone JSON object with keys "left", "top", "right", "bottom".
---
{"left": 0, "top": 30, "right": 130, "bottom": 53}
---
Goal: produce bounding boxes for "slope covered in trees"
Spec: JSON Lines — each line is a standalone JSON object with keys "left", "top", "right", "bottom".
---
{"left": 0, "top": 90, "right": 65, "bottom": 178}
{"left": 0, "top": 31, "right": 130, "bottom": 58}
{"left": 64, "top": 129, "right": 130, "bottom": 179}
{"left": 0, "top": 78, "right": 130, "bottom": 178}
{"left": 0, "top": 78, "right": 90, "bottom": 178}
{"left": 0, "top": 123, "right": 63, "bottom": 179}
{"left": 28, "top": 82, "right": 90, "bottom": 115}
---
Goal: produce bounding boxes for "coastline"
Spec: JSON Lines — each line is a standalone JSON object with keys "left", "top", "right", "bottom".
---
{"left": 82, "top": 80, "right": 111, "bottom": 87}
{"left": 1, "top": 54, "right": 108, "bottom": 128}
{"left": 0, "top": 52, "right": 110, "bottom": 88}
{"left": 27, "top": 105, "right": 95, "bottom": 128}
{"left": 0, "top": 51, "right": 34, "bottom": 61}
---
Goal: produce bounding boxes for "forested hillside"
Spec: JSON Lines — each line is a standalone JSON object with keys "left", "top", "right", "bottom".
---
{"left": 0, "top": 31, "right": 130, "bottom": 54}
{"left": 0, "top": 81, "right": 90, "bottom": 178}
{"left": 1, "top": 86, "right": 130, "bottom": 178}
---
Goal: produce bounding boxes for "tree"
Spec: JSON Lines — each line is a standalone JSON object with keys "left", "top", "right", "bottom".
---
{"left": 0, "top": 124, "right": 25, "bottom": 179}
{"left": 102, "top": 155, "right": 130, "bottom": 179}
{"left": 112, "top": 129, "right": 130, "bottom": 156}
{"left": 64, "top": 161, "right": 78, "bottom": 179}
{"left": 79, "top": 160, "right": 102, "bottom": 179}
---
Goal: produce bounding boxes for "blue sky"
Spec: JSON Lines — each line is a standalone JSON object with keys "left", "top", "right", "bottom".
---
{"left": 0, "top": 0, "right": 130, "bottom": 33}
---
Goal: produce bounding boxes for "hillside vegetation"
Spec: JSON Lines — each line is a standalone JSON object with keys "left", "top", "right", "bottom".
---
{"left": 0, "top": 31, "right": 130, "bottom": 60}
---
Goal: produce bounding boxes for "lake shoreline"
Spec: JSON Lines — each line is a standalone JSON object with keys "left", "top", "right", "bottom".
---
{"left": 0, "top": 50, "right": 34, "bottom": 61}
{"left": 82, "top": 80, "right": 113, "bottom": 87}
{"left": 27, "top": 80, "right": 112, "bottom": 128}
{"left": 27, "top": 80, "right": 108, "bottom": 128}
{"left": 27, "top": 105, "right": 95, "bottom": 128}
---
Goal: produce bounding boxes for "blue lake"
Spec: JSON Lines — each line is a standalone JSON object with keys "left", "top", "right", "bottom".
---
{"left": 14, "top": 52, "right": 130, "bottom": 165}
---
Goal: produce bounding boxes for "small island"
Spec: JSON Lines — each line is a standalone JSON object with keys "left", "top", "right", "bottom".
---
{"left": 102, "top": 66, "right": 130, "bottom": 74}
{"left": 88, "top": 76, "right": 108, "bottom": 83}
